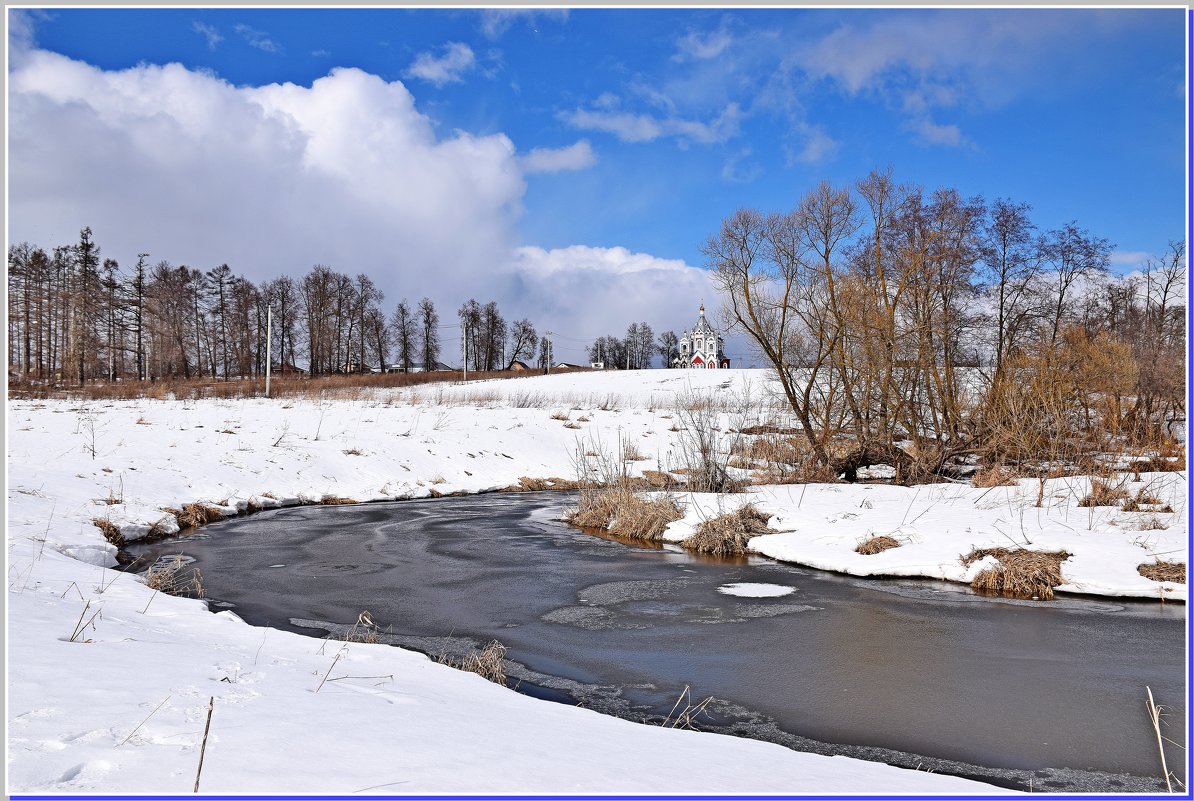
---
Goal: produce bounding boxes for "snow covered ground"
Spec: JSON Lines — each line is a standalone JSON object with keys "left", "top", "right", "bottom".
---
{"left": 7, "top": 368, "right": 1186, "bottom": 794}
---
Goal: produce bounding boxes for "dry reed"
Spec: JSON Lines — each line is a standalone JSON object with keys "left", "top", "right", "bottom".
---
{"left": 682, "top": 503, "right": 770, "bottom": 556}
{"left": 971, "top": 465, "right": 1019, "bottom": 488}
{"left": 962, "top": 548, "right": 1070, "bottom": 600}
{"left": 855, "top": 535, "right": 901, "bottom": 556}
{"left": 93, "top": 517, "right": 125, "bottom": 546}
{"left": 565, "top": 482, "right": 682, "bottom": 541}
{"left": 1138, "top": 561, "right": 1185, "bottom": 583}
{"left": 1077, "top": 478, "right": 1130, "bottom": 508}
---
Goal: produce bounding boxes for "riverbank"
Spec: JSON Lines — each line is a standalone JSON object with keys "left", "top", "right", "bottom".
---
{"left": 6, "top": 369, "right": 1187, "bottom": 794}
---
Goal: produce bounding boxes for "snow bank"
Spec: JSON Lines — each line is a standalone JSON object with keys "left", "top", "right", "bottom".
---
{"left": 7, "top": 369, "right": 1184, "bottom": 794}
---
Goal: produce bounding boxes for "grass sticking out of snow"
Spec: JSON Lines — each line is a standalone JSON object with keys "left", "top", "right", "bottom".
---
{"left": 164, "top": 503, "right": 226, "bottom": 530}
{"left": 92, "top": 517, "right": 125, "bottom": 546}
{"left": 1138, "top": 561, "right": 1186, "bottom": 584}
{"left": 854, "top": 535, "right": 901, "bottom": 556}
{"left": 437, "top": 640, "right": 508, "bottom": 686}
{"left": 565, "top": 483, "right": 682, "bottom": 541}
{"left": 971, "top": 465, "right": 1019, "bottom": 488}
{"left": 962, "top": 548, "right": 1071, "bottom": 600}
{"left": 682, "top": 503, "right": 770, "bottom": 556}
{"left": 1077, "top": 478, "right": 1129, "bottom": 508}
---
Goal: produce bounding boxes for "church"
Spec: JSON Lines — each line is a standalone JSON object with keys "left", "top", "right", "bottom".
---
{"left": 673, "top": 304, "right": 731, "bottom": 369}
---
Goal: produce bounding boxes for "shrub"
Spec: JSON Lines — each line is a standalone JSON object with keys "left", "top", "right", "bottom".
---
{"left": 682, "top": 503, "right": 770, "bottom": 556}
{"left": 962, "top": 548, "right": 1070, "bottom": 600}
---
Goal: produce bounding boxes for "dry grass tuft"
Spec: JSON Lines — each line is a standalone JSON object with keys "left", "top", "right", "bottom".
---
{"left": 971, "top": 465, "right": 1019, "bottom": 488}
{"left": 622, "top": 441, "right": 646, "bottom": 461}
{"left": 855, "top": 535, "right": 901, "bottom": 555}
{"left": 1122, "top": 487, "right": 1165, "bottom": 512}
{"left": 962, "top": 548, "right": 1070, "bottom": 600}
{"left": 1138, "top": 561, "right": 1186, "bottom": 584}
{"left": 502, "top": 476, "right": 580, "bottom": 492}
{"left": 642, "top": 469, "right": 678, "bottom": 490}
{"left": 1077, "top": 478, "right": 1130, "bottom": 508}
{"left": 342, "top": 448, "right": 364, "bottom": 456}
{"left": 682, "top": 503, "right": 771, "bottom": 556}
{"left": 438, "top": 640, "right": 508, "bottom": 686}
{"left": 93, "top": 517, "right": 125, "bottom": 547}
{"left": 320, "top": 495, "right": 358, "bottom": 505}
{"left": 565, "top": 482, "right": 682, "bottom": 541}
{"left": 164, "top": 503, "right": 226, "bottom": 530}
{"left": 341, "top": 611, "right": 382, "bottom": 643}
{"left": 1134, "top": 515, "right": 1170, "bottom": 531}
{"left": 144, "top": 555, "right": 205, "bottom": 597}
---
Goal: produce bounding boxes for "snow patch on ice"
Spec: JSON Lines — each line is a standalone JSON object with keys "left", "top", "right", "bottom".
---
{"left": 717, "top": 583, "right": 796, "bottom": 598}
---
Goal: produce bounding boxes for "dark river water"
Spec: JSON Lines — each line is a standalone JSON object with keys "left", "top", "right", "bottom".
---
{"left": 121, "top": 492, "right": 1186, "bottom": 792}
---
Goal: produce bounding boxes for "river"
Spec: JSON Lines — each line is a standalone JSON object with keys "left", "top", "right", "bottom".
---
{"left": 121, "top": 492, "right": 1186, "bottom": 792}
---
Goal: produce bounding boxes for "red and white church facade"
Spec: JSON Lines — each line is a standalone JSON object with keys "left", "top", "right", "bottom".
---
{"left": 673, "top": 305, "right": 731, "bottom": 369}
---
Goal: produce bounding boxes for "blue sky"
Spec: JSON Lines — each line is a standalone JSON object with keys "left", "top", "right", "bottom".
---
{"left": 7, "top": 7, "right": 1187, "bottom": 361}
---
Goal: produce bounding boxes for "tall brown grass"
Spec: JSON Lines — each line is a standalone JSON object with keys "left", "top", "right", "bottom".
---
{"left": 8, "top": 369, "right": 544, "bottom": 402}
{"left": 962, "top": 548, "right": 1070, "bottom": 600}
{"left": 1138, "top": 561, "right": 1186, "bottom": 584}
{"left": 682, "top": 503, "right": 770, "bottom": 556}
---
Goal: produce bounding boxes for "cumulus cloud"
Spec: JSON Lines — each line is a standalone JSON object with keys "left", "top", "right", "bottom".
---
{"left": 8, "top": 47, "right": 714, "bottom": 354}
{"left": 405, "top": 42, "right": 476, "bottom": 86}
{"left": 500, "top": 246, "right": 717, "bottom": 353}
{"left": 520, "top": 140, "right": 597, "bottom": 174}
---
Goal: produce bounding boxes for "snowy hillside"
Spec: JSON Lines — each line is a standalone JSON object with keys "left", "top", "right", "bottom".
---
{"left": 7, "top": 368, "right": 1185, "bottom": 794}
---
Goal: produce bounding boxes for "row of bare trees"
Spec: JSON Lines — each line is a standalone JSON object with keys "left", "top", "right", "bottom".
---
{"left": 6, "top": 229, "right": 459, "bottom": 383}
{"left": 706, "top": 170, "right": 1184, "bottom": 477}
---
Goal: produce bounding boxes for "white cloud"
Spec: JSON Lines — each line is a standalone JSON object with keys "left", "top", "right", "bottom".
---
{"left": 910, "top": 117, "right": 963, "bottom": 147}
{"left": 502, "top": 246, "right": 716, "bottom": 349}
{"left": 561, "top": 102, "right": 741, "bottom": 145}
{"left": 479, "top": 9, "right": 569, "bottom": 40}
{"left": 192, "top": 21, "right": 223, "bottom": 50}
{"left": 520, "top": 140, "right": 597, "bottom": 174}
{"left": 1110, "top": 250, "right": 1152, "bottom": 268}
{"left": 8, "top": 47, "right": 710, "bottom": 355}
{"left": 234, "top": 23, "right": 279, "bottom": 54}
{"left": 673, "top": 28, "right": 732, "bottom": 62}
{"left": 721, "top": 148, "right": 762, "bottom": 184}
{"left": 792, "top": 125, "right": 838, "bottom": 164}
{"left": 405, "top": 42, "right": 476, "bottom": 87}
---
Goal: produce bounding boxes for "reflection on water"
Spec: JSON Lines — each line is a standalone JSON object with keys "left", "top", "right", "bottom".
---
{"left": 121, "top": 492, "right": 1185, "bottom": 793}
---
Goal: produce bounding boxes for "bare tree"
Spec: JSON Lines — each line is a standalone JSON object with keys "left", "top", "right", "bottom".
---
{"left": 418, "top": 297, "right": 440, "bottom": 370}
{"left": 505, "top": 318, "right": 538, "bottom": 369}
{"left": 392, "top": 299, "right": 416, "bottom": 371}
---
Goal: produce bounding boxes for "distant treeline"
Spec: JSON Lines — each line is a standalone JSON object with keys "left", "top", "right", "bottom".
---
{"left": 6, "top": 230, "right": 685, "bottom": 384}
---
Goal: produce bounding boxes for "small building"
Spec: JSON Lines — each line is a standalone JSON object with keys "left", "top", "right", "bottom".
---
{"left": 270, "top": 362, "right": 307, "bottom": 376}
{"left": 386, "top": 360, "right": 455, "bottom": 373}
{"left": 673, "top": 304, "right": 730, "bottom": 369}
{"left": 509, "top": 360, "right": 531, "bottom": 371}
{"left": 553, "top": 362, "right": 590, "bottom": 371}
